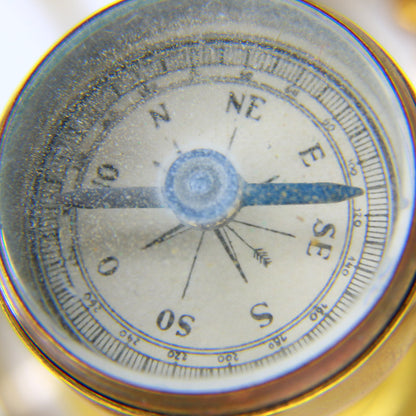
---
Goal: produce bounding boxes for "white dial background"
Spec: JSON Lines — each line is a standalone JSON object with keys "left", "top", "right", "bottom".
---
{"left": 78, "top": 85, "right": 349, "bottom": 344}
{"left": 69, "top": 61, "right": 367, "bottom": 362}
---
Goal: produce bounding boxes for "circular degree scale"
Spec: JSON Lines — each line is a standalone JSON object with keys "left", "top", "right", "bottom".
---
{"left": 0, "top": 1, "right": 416, "bottom": 415}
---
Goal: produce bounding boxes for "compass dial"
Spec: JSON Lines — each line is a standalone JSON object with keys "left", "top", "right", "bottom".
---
{"left": 62, "top": 40, "right": 370, "bottom": 359}
{"left": 0, "top": 1, "right": 415, "bottom": 415}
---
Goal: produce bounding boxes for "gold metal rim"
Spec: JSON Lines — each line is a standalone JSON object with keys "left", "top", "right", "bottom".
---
{"left": 1, "top": 2, "right": 416, "bottom": 416}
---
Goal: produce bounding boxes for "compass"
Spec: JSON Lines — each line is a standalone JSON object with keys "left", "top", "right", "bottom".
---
{"left": 0, "top": 1, "right": 416, "bottom": 415}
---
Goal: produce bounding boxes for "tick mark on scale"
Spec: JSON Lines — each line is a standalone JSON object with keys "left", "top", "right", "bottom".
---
{"left": 228, "top": 127, "right": 238, "bottom": 150}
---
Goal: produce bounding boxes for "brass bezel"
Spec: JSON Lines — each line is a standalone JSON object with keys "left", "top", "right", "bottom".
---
{"left": 1, "top": 1, "right": 416, "bottom": 415}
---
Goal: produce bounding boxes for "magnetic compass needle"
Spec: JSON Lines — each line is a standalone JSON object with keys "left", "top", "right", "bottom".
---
{"left": 0, "top": 1, "right": 415, "bottom": 415}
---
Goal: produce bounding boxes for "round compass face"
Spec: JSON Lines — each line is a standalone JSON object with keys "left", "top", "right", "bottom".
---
{"left": 70, "top": 43, "right": 367, "bottom": 358}
{"left": 0, "top": 0, "right": 415, "bottom": 414}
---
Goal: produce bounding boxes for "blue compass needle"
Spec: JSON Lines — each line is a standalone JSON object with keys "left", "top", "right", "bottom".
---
{"left": 57, "top": 182, "right": 363, "bottom": 209}
{"left": 241, "top": 182, "right": 364, "bottom": 207}
{"left": 58, "top": 186, "right": 165, "bottom": 209}
{"left": 56, "top": 149, "right": 363, "bottom": 210}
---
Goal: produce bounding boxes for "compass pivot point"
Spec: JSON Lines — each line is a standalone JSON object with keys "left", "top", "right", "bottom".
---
{"left": 164, "top": 149, "right": 241, "bottom": 228}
